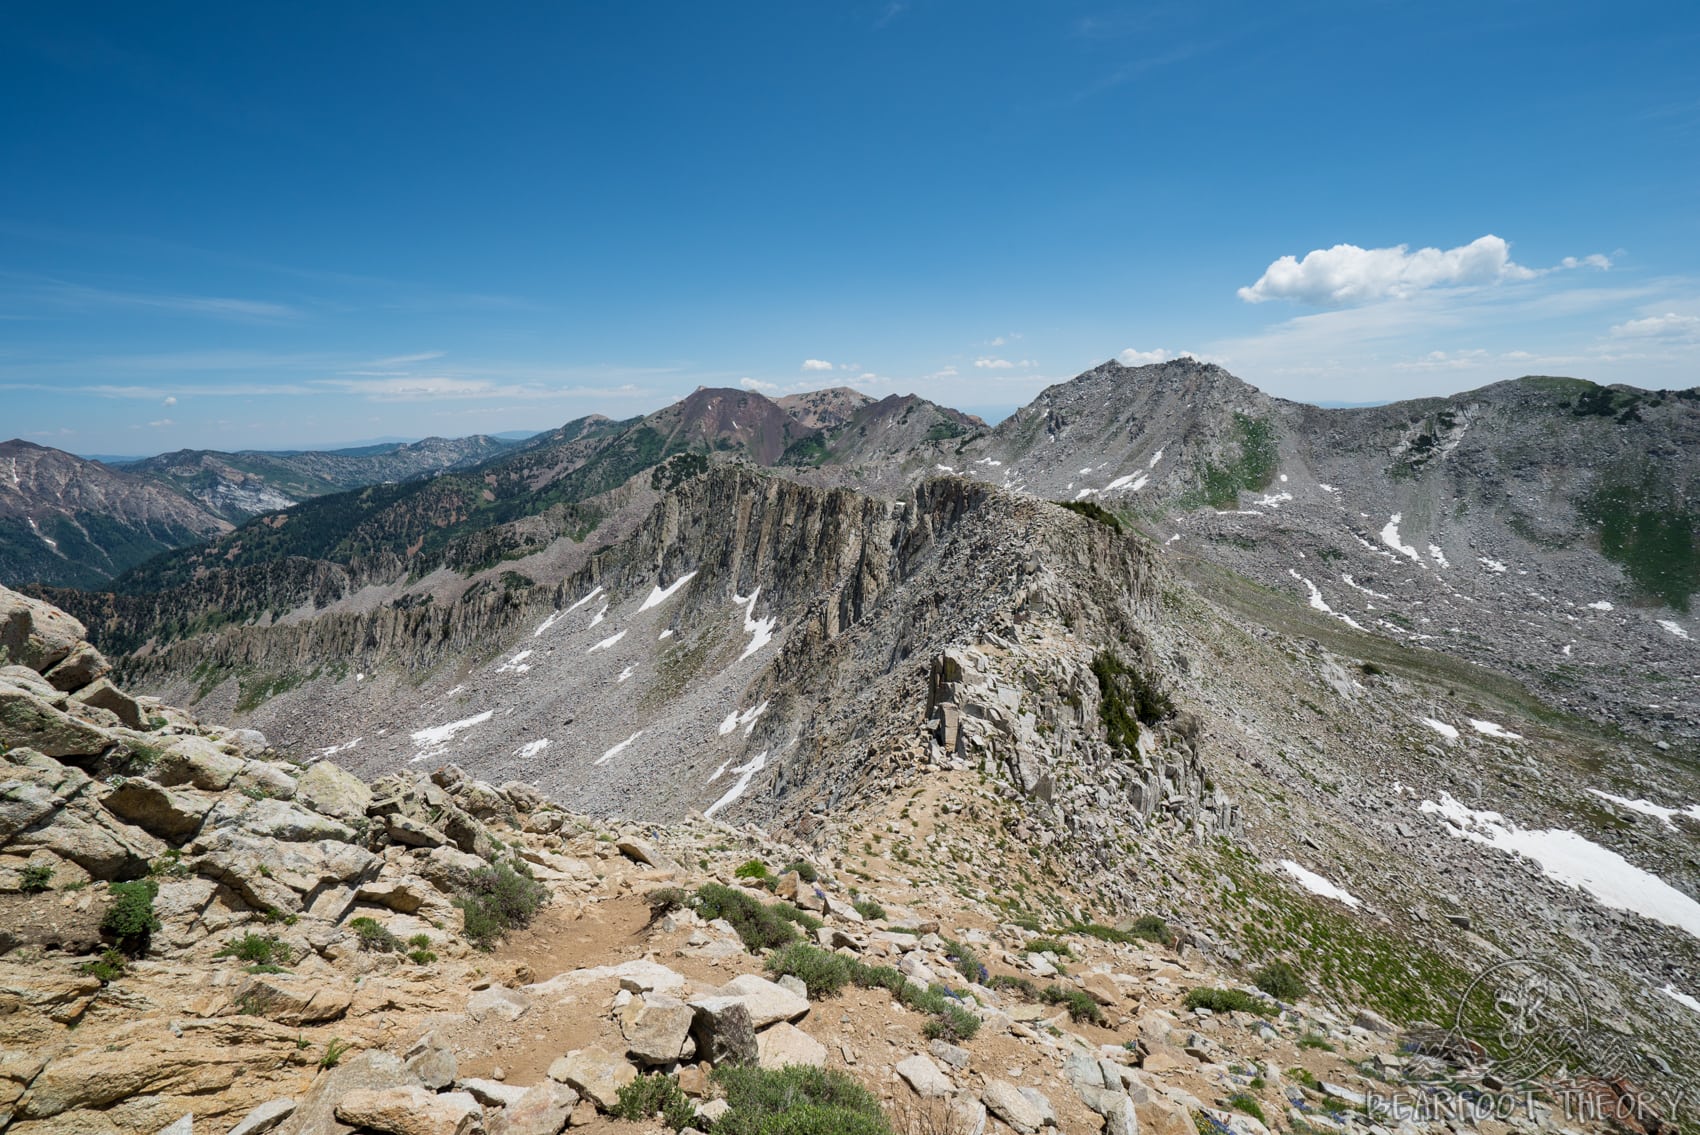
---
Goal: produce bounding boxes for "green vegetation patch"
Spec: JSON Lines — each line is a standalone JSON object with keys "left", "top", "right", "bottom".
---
{"left": 1580, "top": 469, "right": 1699, "bottom": 611}
{"left": 455, "top": 860, "right": 549, "bottom": 949}
{"left": 1181, "top": 413, "right": 1278, "bottom": 508}
{"left": 1053, "top": 500, "right": 1123, "bottom": 533}
{"left": 1091, "top": 651, "right": 1174, "bottom": 753}
{"left": 711, "top": 1064, "right": 891, "bottom": 1135}
{"left": 101, "top": 879, "right": 160, "bottom": 956}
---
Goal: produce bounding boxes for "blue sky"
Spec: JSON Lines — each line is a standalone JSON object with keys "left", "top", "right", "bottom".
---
{"left": 3, "top": 1, "right": 1698, "bottom": 453}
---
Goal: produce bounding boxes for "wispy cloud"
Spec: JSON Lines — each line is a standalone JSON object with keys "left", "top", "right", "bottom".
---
{"left": 1610, "top": 312, "right": 1700, "bottom": 339}
{"left": 0, "top": 272, "right": 303, "bottom": 321}
{"left": 801, "top": 358, "right": 834, "bottom": 371}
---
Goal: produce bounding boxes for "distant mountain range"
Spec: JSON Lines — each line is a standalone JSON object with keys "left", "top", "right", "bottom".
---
{"left": 0, "top": 434, "right": 520, "bottom": 587}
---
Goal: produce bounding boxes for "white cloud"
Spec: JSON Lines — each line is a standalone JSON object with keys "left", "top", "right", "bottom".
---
{"left": 1237, "top": 235, "right": 1607, "bottom": 306}
{"left": 146, "top": 417, "right": 174, "bottom": 428}
{"left": 801, "top": 359, "right": 833, "bottom": 371}
{"left": 739, "top": 377, "right": 779, "bottom": 392}
{"left": 162, "top": 395, "right": 177, "bottom": 406}
{"left": 1119, "top": 347, "right": 1171, "bottom": 365}
{"left": 974, "top": 357, "right": 1015, "bottom": 369}
{"left": 1611, "top": 312, "right": 1700, "bottom": 339}
{"left": 927, "top": 366, "right": 958, "bottom": 378}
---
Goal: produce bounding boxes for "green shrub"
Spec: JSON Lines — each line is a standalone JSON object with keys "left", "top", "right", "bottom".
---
{"left": 851, "top": 898, "right": 885, "bottom": 921}
{"left": 1184, "top": 987, "right": 1271, "bottom": 1015}
{"left": 941, "top": 938, "right": 984, "bottom": 984}
{"left": 735, "top": 859, "right": 771, "bottom": 880}
{"left": 988, "top": 974, "right": 1039, "bottom": 1000}
{"left": 694, "top": 883, "right": 799, "bottom": 952}
{"left": 320, "top": 1037, "right": 351, "bottom": 1069}
{"left": 1253, "top": 960, "right": 1306, "bottom": 1001}
{"left": 646, "top": 886, "right": 691, "bottom": 921}
{"left": 1055, "top": 499, "right": 1123, "bottom": 533}
{"left": 784, "top": 860, "right": 819, "bottom": 883}
{"left": 613, "top": 1073, "right": 698, "bottom": 1130}
{"left": 1129, "top": 914, "right": 1172, "bottom": 945}
{"left": 215, "top": 933, "right": 293, "bottom": 967}
{"left": 19, "top": 864, "right": 53, "bottom": 893}
{"left": 766, "top": 944, "right": 852, "bottom": 998}
{"left": 1228, "top": 1094, "right": 1266, "bottom": 1122}
{"left": 1298, "top": 1033, "right": 1335, "bottom": 1052}
{"left": 711, "top": 1063, "right": 892, "bottom": 1135}
{"left": 1092, "top": 650, "right": 1173, "bottom": 752}
{"left": 456, "top": 860, "right": 549, "bottom": 949}
{"left": 101, "top": 879, "right": 160, "bottom": 956}
{"left": 81, "top": 948, "right": 127, "bottom": 983}
{"left": 1041, "top": 984, "right": 1106, "bottom": 1025}
{"left": 349, "top": 916, "right": 402, "bottom": 952}
{"left": 921, "top": 1002, "right": 982, "bottom": 1043}
{"left": 150, "top": 849, "right": 191, "bottom": 878}
{"left": 1025, "top": 937, "right": 1072, "bottom": 959}
{"left": 408, "top": 948, "right": 438, "bottom": 965}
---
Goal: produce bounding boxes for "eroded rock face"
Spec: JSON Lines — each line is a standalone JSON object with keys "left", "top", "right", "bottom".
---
{"left": 0, "top": 588, "right": 88, "bottom": 674}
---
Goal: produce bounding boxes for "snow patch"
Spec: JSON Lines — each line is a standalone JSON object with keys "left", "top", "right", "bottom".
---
{"left": 1165, "top": 533, "right": 1180, "bottom": 545}
{"left": 1420, "top": 717, "right": 1459, "bottom": 740}
{"left": 1148, "top": 448, "right": 1164, "bottom": 469}
{"left": 588, "top": 629, "right": 627, "bottom": 653}
{"left": 734, "top": 590, "right": 777, "bottom": 661}
{"left": 594, "top": 730, "right": 644, "bottom": 765}
{"left": 1419, "top": 793, "right": 1700, "bottom": 940}
{"left": 410, "top": 711, "right": 494, "bottom": 763}
{"left": 1340, "top": 574, "right": 1389, "bottom": 600}
{"left": 718, "top": 701, "right": 769, "bottom": 737}
{"left": 1478, "top": 557, "right": 1508, "bottom": 574}
{"left": 1587, "top": 789, "right": 1700, "bottom": 831}
{"left": 1657, "top": 619, "right": 1691, "bottom": 641}
{"left": 1586, "top": 601, "right": 1614, "bottom": 612}
{"left": 1469, "top": 719, "right": 1522, "bottom": 740}
{"left": 617, "top": 665, "right": 636, "bottom": 682}
{"left": 639, "top": 571, "right": 698, "bottom": 612}
{"left": 1428, "top": 544, "right": 1450, "bottom": 569}
{"left": 1103, "top": 472, "right": 1148, "bottom": 493}
{"left": 658, "top": 629, "right": 673, "bottom": 640}
{"left": 705, "top": 751, "right": 769, "bottom": 818}
{"left": 935, "top": 464, "right": 955, "bottom": 473}
{"left": 707, "top": 758, "right": 732, "bottom": 784}
{"left": 1663, "top": 986, "right": 1700, "bottom": 1015}
{"left": 1279, "top": 860, "right": 1362, "bottom": 908}
{"left": 494, "top": 650, "right": 533, "bottom": 674}
{"left": 1379, "top": 515, "right": 1424, "bottom": 564}
{"left": 534, "top": 611, "right": 564, "bottom": 637}
{"left": 1253, "top": 490, "right": 1293, "bottom": 508}
{"left": 588, "top": 603, "right": 608, "bottom": 628}
{"left": 515, "top": 739, "right": 551, "bottom": 759}
{"left": 1317, "top": 483, "right": 1338, "bottom": 493}
{"left": 566, "top": 586, "right": 604, "bottom": 613}
{"left": 318, "top": 738, "right": 362, "bottom": 759}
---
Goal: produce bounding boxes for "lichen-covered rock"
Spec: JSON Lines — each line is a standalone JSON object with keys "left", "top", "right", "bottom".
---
{"left": 547, "top": 1046, "right": 636, "bottom": 1111}
{"left": 100, "top": 777, "right": 215, "bottom": 843}
{"left": 0, "top": 587, "right": 87, "bottom": 673}
{"left": 295, "top": 762, "right": 371, "bottom": 825}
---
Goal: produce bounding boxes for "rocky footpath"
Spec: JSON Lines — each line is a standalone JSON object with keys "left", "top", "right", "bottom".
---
{"left": 1, "top": 585, "right": 1672, "bottom": 1135}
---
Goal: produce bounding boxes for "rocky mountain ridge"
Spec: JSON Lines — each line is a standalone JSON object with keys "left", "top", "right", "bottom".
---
{"left": 0, "top": 584, "right": 1684, "bottom": 1135}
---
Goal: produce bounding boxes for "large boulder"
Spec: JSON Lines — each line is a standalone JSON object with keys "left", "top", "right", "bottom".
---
{"left": 7, "top": 800, "right": 164, "bottom": 880}
{"left": 0, "top": 685, "right": 114, "bottom": 759}
{"left": 503, "top": 1081, "right": 579, "bottom": 1135}
{"left": 196, "top": 831, "right": 379, "bottom": 914}
{"left": 296, "top": 762, "right": 372, "bottom": 825}
{"left": 203, "top": 797, "right": 357, "bottom": 844}
{"left": 276, "top": 1050, "right": 413, "bottom": 1135}
{"left": 334, "top": 1087, "right": 482, "bottom": 1135}
{"left": 619, "top": 992, "right": 698, "bottom": 1065}
{"left": 154, "top": 736, "right": 245, "bottom": 791}
{"left": 70, "top": 677, "right": 145, "bottom": 729}
{"left": 100, "top": 777, "right": 215, "bottom": 843}
{"left": 0, "top": 748, "right": 90, "bottom": 841}
{"left": 43, "top": 642, "right": 111, "bottom": 693}
{"left": 691, "top": 973, "right": 810, "bottom": 1028}
{"left": 0, "top": 586, "right": 86, "bottom": 673}
{"left": 690, "top": 999, "right": 758, "bottom": 1066}
{"left": 235, "top": 973, "right": 355, "bottom": 1025}
{"left": 547, "top": 1047, "right": 637, "bottom": 1111}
